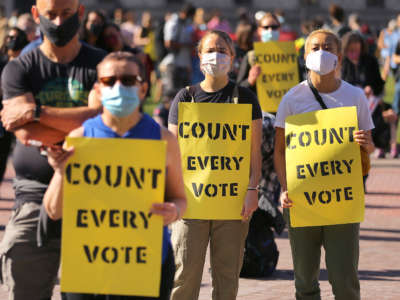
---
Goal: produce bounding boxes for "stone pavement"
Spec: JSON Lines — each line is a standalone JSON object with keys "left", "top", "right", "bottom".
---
{"left": 0, "top": 157, "right": 399, "bottom": 300}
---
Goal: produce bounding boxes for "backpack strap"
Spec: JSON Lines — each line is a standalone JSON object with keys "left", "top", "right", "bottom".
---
{"left": 307, "top": 75, "right": 328, "bottom": 109}
{"left": 185, "top": 86, "right": 195, "bottom": 103}
{"left": 186, "top": 84, "right": 239, "bottom": 104}
{"left": 232, "top": 84, "right": 239, "bottom": 104}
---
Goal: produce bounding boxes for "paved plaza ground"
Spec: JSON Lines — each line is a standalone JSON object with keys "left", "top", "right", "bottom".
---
{"left": 0, "top": 157, "right": 399, "bottom": 299}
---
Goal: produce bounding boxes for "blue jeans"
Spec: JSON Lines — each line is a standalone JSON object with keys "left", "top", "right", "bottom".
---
{"left": 392, "top": 80, "right": 400, "bottom": 115}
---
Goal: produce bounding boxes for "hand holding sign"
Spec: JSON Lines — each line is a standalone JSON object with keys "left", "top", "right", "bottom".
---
{"left": 248, "top": 65, "right": 261, "bottom": 86}
{"left": 150, "top": 202, "right": 180, "bottom": 225}
{"left": 46, "top": 146, "right": 75, "bottom": 172}
{"left": 279, "top": 191, "right": 293, "bottom": 208}
{"left": 241, "top": 190, "right": 258, "bottom": 221}
{"left": 354, "top": 130, "right": 374, "bottom": 153}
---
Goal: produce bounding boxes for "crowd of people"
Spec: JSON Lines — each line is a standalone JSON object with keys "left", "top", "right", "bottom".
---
{"left": 0, "top": 0, "right": 398, "bottom": 300}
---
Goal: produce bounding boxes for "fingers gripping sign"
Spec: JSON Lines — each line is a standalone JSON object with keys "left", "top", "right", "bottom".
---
{"left": 280, "top": 191, "right": 293, "bottom": 208}
{"left": 46, "top": 146, "right": 75, "bottom": 172}
{"left": 150, "top": 202, "right": 180, "bottom": 225}
{"left": 241, "top": 189, "right": 258, "bottom": 221}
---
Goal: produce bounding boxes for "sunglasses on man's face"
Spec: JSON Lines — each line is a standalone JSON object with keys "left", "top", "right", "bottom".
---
{"left": 99, "top": 75, "right": 142, "bottom": 87}
{"left": 261, "top": 25, "right": 280, "bottom": 30}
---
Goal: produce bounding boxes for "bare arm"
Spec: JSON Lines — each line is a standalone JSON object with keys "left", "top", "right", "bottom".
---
{"left": 40, "top": 105, "right": 101, "bottom": 133}
{"left": 248, "top": 119, "right": 262, "bottom": 188}
{"left": 382, "top": 56, "right": 390, "bottom": 81}
{"left": 150, "top": 127, "right": 186, "bottom": 225}
{"left": 377, "top": 30, "right": 385, "bottom": 51}
{"left": 168, "top": 123, "right": 178, "bottom": 136}
{"left": 354, "top": 129, "right": 375, "bottom": 154}
{"left": 273, "top": 127, "right": 287, "bottom": 191}
{"left": 134, "top": 28, "right": 150, "bottom": 47}
{"left": 43, "top": 127, "right": 84, "bottom": 220}
{"left": 247, "top": 65, "right": 262, "bottom": 86}
{"left": 1, "top": 92, "right": 101, "bottom": 132}
{"left": 14, "top": 122, "right": 66, "bottom": 146}
{"left": 392, "top": 53, "right": 400, "bottom": 65}
{"left": 241, "top": 118, "right": 262, "bottom": 220}
{"left": 88, "top": 83, "right": 103, "bottom": 109}
{"left": 274, "top": 127, "right": 293, "bottom": 208}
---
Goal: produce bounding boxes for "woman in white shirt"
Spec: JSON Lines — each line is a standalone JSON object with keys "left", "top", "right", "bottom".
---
{"left": 274, "top": 29, "right": 374, "bottom": 300}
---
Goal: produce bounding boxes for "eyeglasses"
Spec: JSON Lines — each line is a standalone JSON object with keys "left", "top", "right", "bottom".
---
{"left": 99, "top": 75, "right": 142, "bottom": 87}
{"left": 261, "top": 25, "right": 280, "bottom": 30}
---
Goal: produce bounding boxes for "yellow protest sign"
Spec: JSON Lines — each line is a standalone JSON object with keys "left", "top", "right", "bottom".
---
{"left": 254, "top": 41, "right": 299, "bottom": 112}
{"left": 178, "top": 102, "right": 252, "bottom": 219}
{"left": 61, "top": 137, "right": 166, "bottom": 297}
{"left": 285, "top": 106, "right": 364, "bottom": 227}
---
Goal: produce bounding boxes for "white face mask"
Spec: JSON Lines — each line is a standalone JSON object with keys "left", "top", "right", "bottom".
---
{"left": 200, "top": 52, "right": 231, "bottom": 77}
{"left": 306, "top": 50, "right": 338, "bottom": 75}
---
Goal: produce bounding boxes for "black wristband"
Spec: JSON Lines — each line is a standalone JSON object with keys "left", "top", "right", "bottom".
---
{"left": 34, "top": 104, "right": 41, "bottom": 121}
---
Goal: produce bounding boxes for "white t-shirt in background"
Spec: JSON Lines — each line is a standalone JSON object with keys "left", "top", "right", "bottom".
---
{"left": 275, "top": 80, "right": 374, "bottom": 131}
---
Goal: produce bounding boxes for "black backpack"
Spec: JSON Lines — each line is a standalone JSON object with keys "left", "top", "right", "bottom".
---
{"left": 371, "top": 104, "right": 391, "bottom": 150}
{"left": 240, "top": 208, "right": 279, "bottom": 278}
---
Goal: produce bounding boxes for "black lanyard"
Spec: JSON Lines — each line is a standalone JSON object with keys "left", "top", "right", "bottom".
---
{"left": 307, "top": 76, "right": 328, "bottom": 110}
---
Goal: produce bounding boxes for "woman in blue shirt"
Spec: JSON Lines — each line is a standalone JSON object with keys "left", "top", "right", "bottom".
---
{"left": 43, "top": 51, "right": 186, "bottom": 300}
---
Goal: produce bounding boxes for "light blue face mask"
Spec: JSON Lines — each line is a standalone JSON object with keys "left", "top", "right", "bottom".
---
{"left": 101, "top": 84, "right": 140, "bottom": 117}
{"left": 261, "top": 29, "right": 280, "bottom": 42}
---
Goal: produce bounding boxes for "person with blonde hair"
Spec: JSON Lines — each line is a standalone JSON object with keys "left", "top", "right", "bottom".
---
{"left": 274, "top": 29, "right": 374, "bottom": 300}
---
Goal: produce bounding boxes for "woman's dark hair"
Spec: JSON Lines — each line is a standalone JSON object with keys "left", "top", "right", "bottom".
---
{"left": 259, "top": 12, "right": 281, "bottom": 28}
{"left": 198, "top": 30, "right": 235, "bottom": 56}
{"left": 0, "top": 27, "right": 28, "bottom": 56}
{"left": 96, "top": 22, "right": 122, "bottom": 52}
{"left": 329, "top": 4, "right": 345, "bottom": 23}
{"left": 341, "top": 31, "right": 367, "bottom": 56}
{"left": 81, "top": 10, "right": 107, "bottom": 42}
{"left": 235, "top": 22, "right": 254, "bottom": 52}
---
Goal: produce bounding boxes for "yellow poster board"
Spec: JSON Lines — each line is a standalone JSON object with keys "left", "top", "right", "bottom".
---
{"left": 285, "top": 106, "right": 364, "bottom": 227}
{"left": 61, "top": 137, "right": 166, "bottom": 297}
{"left": 254, "top": 41, "right": 299, "bottom": 112}
{"left": 178, "top": 102, "right": 252, "bottom": 219}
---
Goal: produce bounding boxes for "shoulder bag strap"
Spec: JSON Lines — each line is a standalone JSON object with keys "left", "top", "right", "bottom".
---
{"left": 307, "top": 76, "right": 328, "bottom": 110}
{"left": 232, "top": 84, "right": 239, "bottom": 104}
{"left": 186, "top": 84, "right": 239, "bottom": 104}
{"left": 185, "top": 86, "right": 195, "bottom": 103}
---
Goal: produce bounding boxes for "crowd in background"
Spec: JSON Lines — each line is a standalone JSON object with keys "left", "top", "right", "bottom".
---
{"left": 0, "top": 3, "right": 399, "bottom": 182}
{"left": 0, "top": 1, "right": 398, "bottom": 299}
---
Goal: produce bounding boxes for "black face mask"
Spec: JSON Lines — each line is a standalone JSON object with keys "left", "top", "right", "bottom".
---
{"left": 6, "top": 35, "right": 28, "bottom": 51}
{"left": 39, "top": 11, "right": 81, "bottom": 47}
{"left": 89, "top": 23, "right": 102, "bottom": 37}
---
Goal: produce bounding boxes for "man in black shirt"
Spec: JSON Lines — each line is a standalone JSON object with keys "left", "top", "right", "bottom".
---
{"left": 0, "top": 1, "right": 106, "bottom": 299}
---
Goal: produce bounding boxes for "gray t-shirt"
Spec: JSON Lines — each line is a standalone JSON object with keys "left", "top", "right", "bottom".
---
{"left": 1, "top": 43, "right": 106, "bottom": 203}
